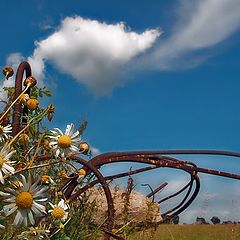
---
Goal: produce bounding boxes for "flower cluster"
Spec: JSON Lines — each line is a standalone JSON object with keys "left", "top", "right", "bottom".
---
{"left": 0, "top": 66, "right": 91, "bottom": 239}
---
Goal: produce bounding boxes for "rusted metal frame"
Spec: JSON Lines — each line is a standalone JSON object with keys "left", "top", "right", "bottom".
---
{"left": 75, "top": 155, "right": 200, "bottom": 216}
{"left": 90, "top": 150, "right": 240, "bottom": 162}
{"left": 12, "top": 61, "right": 32, "bottom": 136}
{"left": 67, "top": 155, "right": 190, "bottom": 203}
{"left": 62, "top": 155, "right": 172, "bottom": 198}
{"left": 63, "top": 154, "right": 185, "bottom": 201}
{"left": 173, "top": 164, "right": 240, "bottom": 180}
{"left": 158, "top": 180, "right": 192, "bottom": 204}
{"left": 161, "top": 174, "right": 200, "bottom": 222}
{"left": 125, "top": 156, "right": 240, "bottom": 180}
{"left": 63, "top": 150, "right": 240, "bottom": 198}
{"left": 161, "top": 173, "right": 195, "bottom": 216}
{"left": 65, "top": 152, "right": 240, "bottom": 199}
{"left": 66, "top": 154, "right": 167, "bottom": 197}
{"left": 146, "top": 182, "right": 168, "bottom": 198}
{"left": 70, "top": 156, "right": 116, "bottom": 240}
{"left": 68, "top": 165, "right": 162, "bottom": 201}
{"left": 87, "top": 156, "right": 194, "bottom": 177}
{"left": 89, "top": 155, "right": 185, "bottom": 169}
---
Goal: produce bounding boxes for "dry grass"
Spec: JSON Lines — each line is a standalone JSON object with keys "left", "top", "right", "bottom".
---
{"left": 126, "top": 224, "right": 240, "bottom": 240}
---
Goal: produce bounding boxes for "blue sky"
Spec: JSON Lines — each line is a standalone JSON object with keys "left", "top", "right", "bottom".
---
{"left": 1, "top": 0, "right": 240, "bottom": 223}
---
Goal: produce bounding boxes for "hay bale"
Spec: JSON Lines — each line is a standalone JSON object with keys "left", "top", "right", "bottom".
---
{"left": 87, "top": 187, "right": 162, "bottom": 226}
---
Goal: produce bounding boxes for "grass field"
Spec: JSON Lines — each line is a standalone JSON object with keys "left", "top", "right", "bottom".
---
{"left": 126, "top": 224, "right": 240, "bottom": 240}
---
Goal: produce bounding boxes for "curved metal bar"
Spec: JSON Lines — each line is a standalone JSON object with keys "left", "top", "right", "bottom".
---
{"left": 12, "top": 61, "right": 32, "bottom": 136}
{"left": 161, "top": 174, "right": 201, "bottom": 222}
{"left": 162, "top": 173, "right": 195, "bottom": 216}
{"left": 91, "top": 150, "right": 240, "bottom": 161}
{"left": 89, "top": 154, "right": 240, "bottom": 180}
{"left": 63, "top": 151, "right": 240, "bottom": 200}
{"left": 68, "top": 165, "right": 161, "bottom": 202}
{"left": 158, "top": 179, "right": 192, "bottom": 204}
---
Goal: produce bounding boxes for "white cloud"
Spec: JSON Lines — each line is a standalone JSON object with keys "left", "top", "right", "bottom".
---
{"left": 143, "top": 0, "right": 240, "bottom": 69}
{"left": 4, "top": 1, "right": 240, "bottom": 95}
{"left": 28, "top": 16, "right": 160, "bottom": 95}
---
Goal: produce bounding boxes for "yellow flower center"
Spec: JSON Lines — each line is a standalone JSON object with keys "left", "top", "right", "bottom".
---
{"left": 52, "top": 206, "right": 65, "bottom": 219}
{"left": 0, "top": 125, "right": 4, "bottom": 134}
{"left": 15, "top": 191, "right": 33, "bottom": 209}
{"left": 0, "top": 155, "right": 5, "bottom": 168}
{"left": 57, "top": 135, "right": 71, "bottom": 148}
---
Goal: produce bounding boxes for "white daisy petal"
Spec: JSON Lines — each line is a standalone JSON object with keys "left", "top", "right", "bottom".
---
{"left": 31, "top": 205, "right": 43, "bottom": 216}
{"left": 4, "top": 187, "right": 17, "bottom": 195}
{"left": 0, "top": 191, "right": 11, "bottom": 197}
{"left": 2, "top": 163, "right": 15, "bottom": 174}
{"left": 5, "top": 205, "right": 17, "bottom": 216}
{"left": 49, "top": 202, "right": 55, "bottom": 209}
{"left": 20, "top": 174, "right": 27, "bottom": 188}
{"left": 3, "top": 203, "right": 17, "bottom": 216}
{"left": 13, "top": 210, "right": 23, "bottom": 226}
{"left": 3, "top": 196, "right": 16, "bottom": 203}
{"left": 22, "top": 211, "right": 28, "bottom": 227}
{"left": 0, "top": 171, "right": 4, "bottom": 184}
{"left": 28, "top": 210, "right": 35, "bottom": 225}
{"left": 54, "top": 128, "right": 64, "bottom": 135}
{"left": 70, "top": 145, "right": 79, "bottom": 152}
{"left": 33, "top": 201, "right": 46, "bottom": 214}
{"left": 71, "top": 131, "right": 80, "bottom": 139}
{"left": 56, "top": 149, "right": 60, "bottom": 158}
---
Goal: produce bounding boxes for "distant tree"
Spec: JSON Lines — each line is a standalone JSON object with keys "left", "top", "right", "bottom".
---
{"left": 162, "top": 215, "right": 179, "bottom": 224}
{"left": 171, "top": 215, "right": 179, "bottom": 224}
{"left": 222, "top": 220, "right": 233, "bottom": 224}
{"left": 211, "top": 216, "right": 221, "bottom": 224}
{"left": 196, "top": 217, "right": 207, "bottom": 224}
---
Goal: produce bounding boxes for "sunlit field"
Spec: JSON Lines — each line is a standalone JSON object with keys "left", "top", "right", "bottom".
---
{"left": 127, "top": 224, "right": 240, "bottom": 240}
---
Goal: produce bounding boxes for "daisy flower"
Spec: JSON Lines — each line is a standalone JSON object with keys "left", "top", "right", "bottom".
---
{"left": 0, "top": 144, "right": 15, "bottom": 184}
{"left": 48, "top": 199, "right": 68, "bottom": 222}
{"left": 0, "top": 124, "right": 12, "bottom": 142}
{"left": 0, "top": 174, "right": 48, "bottom": 226}
{"left": 49, "top": 123, "right": 80, "bottom": 158}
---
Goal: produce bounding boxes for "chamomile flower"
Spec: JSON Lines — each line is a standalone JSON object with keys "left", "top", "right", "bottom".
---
{"left": 0, "top": 124, "right": 12, "bottom": 142}
{"left": 49, "top": 123, "right": 80, "bottom": 158}
{"left": 48, "top": 199, "right": 68, "bottom": 222}
{"left": 0, "top": 174, "right": 48, "bottom": 226}
{"left": 0, "top": 144, "right": 15, "bottom": 184}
